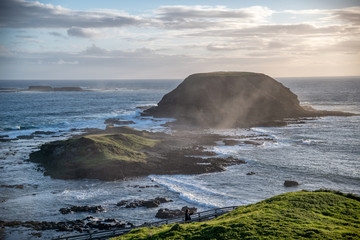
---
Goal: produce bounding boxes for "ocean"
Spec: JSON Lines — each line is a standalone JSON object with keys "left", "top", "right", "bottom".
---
{"left": 0, "top": 77, "right": 359, "bottom": 239}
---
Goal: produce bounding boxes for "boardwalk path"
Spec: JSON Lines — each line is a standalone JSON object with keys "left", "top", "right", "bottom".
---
{"left": 54, "top": 206, "right": 238, "bottom": 240}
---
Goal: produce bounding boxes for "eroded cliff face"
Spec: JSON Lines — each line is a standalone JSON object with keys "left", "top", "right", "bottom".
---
{"left": 144, "top": 72, "right": 308, "bottom": 128}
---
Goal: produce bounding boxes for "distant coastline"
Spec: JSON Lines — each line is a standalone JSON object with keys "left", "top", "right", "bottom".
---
{"left": 0, "top": 86, "right": 90, "bottom": 92}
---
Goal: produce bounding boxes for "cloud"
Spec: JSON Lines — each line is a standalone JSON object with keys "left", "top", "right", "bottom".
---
{"left": 327, "top": 6, "right": 360, "bottom": 25}
{"left": 67, "top": 27, "right": 100, "bottom": 38}
{"left": 49, "top": 31, "right": 65, "bottom": 38}
{"left": 155, "top": 5, "right": 273, "bottom": 29}
{"left": 0, "top": 2, "right": 274, "bottom": 31}
{"left": 186, "top": 23, "right": 345, "bottom": 38}
{"left": 55, "top": 59, "right": 79, "bottom": 65}
{"left": 1, "top": 43, "right": 359, "bottom": 79}
{"left": 206, "top": 41, "right": 263, "bottom": 51}
{"left": 0, "top": 0, "right": 142, "bottom": 28}
{"left": 14, "top": 34, "right": 43, "bottom": 43}
{"left": 206, "top": 38, "right": 294, "bottom": 52}
{"left": 0, "top": 45, "right": 198, "bottom": 79}
{"left": 284, "top": 7, "right": 360, "bottom": 26}
{"left": 156, "top": 5, "right": 272, "bottom": 20}
{"left": 82, "top": 44, "right": 109, "bottom": 55}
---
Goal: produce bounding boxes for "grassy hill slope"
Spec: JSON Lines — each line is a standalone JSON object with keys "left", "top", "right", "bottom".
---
{"left": 114, "top": 190, "right": 360, "bottom": 240}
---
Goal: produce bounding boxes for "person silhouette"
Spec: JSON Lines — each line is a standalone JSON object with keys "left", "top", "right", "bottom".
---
{"left": 185, "top": 208, "right": 193, "bottom": 222}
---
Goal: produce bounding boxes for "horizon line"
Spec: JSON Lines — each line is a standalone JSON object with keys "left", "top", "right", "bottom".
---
{"left": 1, "top": 75, "right": 360, "bottom": 81}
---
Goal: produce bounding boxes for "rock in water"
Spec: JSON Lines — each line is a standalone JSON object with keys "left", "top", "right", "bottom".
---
{"left": 284, "top": 180, "right": 299, "bottom": 187}
{"left": 143, "top": 72, "right": 318, "bottom": 128}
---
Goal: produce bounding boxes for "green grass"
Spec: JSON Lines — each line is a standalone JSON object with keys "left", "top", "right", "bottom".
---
{"left": 70, "top": 133, "right": 159, "bottom": 166}
{"left": 113, "top": 190, "right": 360, "bottom": 240}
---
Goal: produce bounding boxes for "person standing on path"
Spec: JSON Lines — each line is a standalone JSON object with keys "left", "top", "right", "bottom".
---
{"left": 185, "top": 208, "right": 193, "bottom": 222}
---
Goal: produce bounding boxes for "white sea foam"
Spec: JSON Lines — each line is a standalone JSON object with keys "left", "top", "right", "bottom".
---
{"left": 149, "top": 175, "right": 247, "bottom": 208}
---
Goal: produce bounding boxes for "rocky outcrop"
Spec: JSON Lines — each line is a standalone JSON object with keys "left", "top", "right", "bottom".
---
{"left": 116, "top": 197, "right": 173, "bottom": 208}
{"left": 104, "top": 118, "right": 135, "bottom": 125}
{"left": 59, "top": 205, "right": 104, "bottom": 214}
{"left": 155, "top": 206, "right": 197, "bottom": 219}
{"left": 1, "top": 184, "right": 24, "bottom": 189}
{"left": 25, "top": 86, "right": 87, "bottom": 92}
{"left": 28, "top": 127, "right": 246, "bottom": 180}
{"left": 143, "top": 72, "right": 354, "bottom": 128}
{"left": 27, "top": 86, "right": 53, "bottom": 91}
{"left": 54, "top": 87, "right": 84, "bottom": 91}
{"left": 0, "top": 216, "right": 133, "bottom": 232}
{"left": 284, "top": 180, "right": 299, "bottom": 187}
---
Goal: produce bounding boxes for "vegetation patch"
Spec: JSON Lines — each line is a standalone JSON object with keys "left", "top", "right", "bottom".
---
{"left": 113, "top": 190, "right": 360, "bottom": 240}
{"left": 29, "top": 128, "right": 161, "bottom": 180}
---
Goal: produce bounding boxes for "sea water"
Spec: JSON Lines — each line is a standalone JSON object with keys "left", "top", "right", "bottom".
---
{"left": 0, "top": 77, "right": 359, "bottom": 239}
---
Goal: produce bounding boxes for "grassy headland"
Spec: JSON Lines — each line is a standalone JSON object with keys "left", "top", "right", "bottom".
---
{"left": 29, "top": 127, "right": 161, "bottom": 180}
{"left": 29, "top": 126, "right": 245, "bottom": 180}
{"left": 113, "top": 190, "right": 360, "bottom": 240}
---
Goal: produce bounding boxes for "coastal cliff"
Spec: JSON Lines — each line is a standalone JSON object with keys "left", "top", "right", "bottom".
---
{"left": 143, "top": 72, "right": 353, "bottom": 128}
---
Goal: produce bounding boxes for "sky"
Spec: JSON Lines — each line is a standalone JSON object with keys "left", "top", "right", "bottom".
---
{"left": 0, "top": 0, "right": 359, "bottom": 80}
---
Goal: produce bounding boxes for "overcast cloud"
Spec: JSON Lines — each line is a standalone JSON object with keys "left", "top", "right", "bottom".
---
{"left": 0, "top": 0, "right": 359, "bottom": 79}
{"left": 0, "top": 0, "right": 142, "bottom": 28}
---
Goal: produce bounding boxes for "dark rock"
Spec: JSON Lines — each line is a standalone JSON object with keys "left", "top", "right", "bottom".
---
{"left": 155, "top": 197, "right": 173, "bottom": 203}
{"left": 125, "top": 201, "right": 143, "bottom": 208}
{"left": 181, "top": 206, "right": 197, "bottom": 213}
{"left": 54, "top": 87, "right": 84, "bottom": 91}
{"left": 32, "top": 131, "right": 56, "bottom": 136}
{"left": 155, "top": 206, "right": 197, "bottom": 219}
{"left": 142, "top": 200, "right": 160, "bottom": 208}
{"left": 116, "top": 200, "right": 128, "bottom": 207}
{"left": 117, "top": 197, "right": 173, "bottom": 209}
{"left": 244, "top": 140, "right": 262, "bottom": 146}
{"left": 59, "top": 205, "right": 104, "bottom": 214}
{"left": 0, "top": 138, "right": 15, "bottom": 142}
{"left": 27, "top": 86, "right": 53, "bottom": 91}
{"left": 155, "top": 208, "right": 183, "bottom": 219}
{"left": 1, "top": 184, "right": 24, "bottom": 189}
{"left": 31, "top": 231, "right": 42, "bottom": 237}
{"left": 0, "top": 217, "right": 132, "bottom": 232}
{"left": 223, "top": 139, "right": 240, "bottom": 146}
{"left": 0, "top": 88, "right": 17, "bottom": 92}
{"left": 24, "top": 86, "right": 86, "bottom": 92}
{"left": 104, "top": 218, "right": 116, "bottom": 223}
{"left": 104, "top": 119, "right": 135, "bottom": 125}
{"left": 284, "top": 180, "right": 299, "bottom": 187}
{"left": 17, "top": 135, "right": 34, "bottom": 140}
